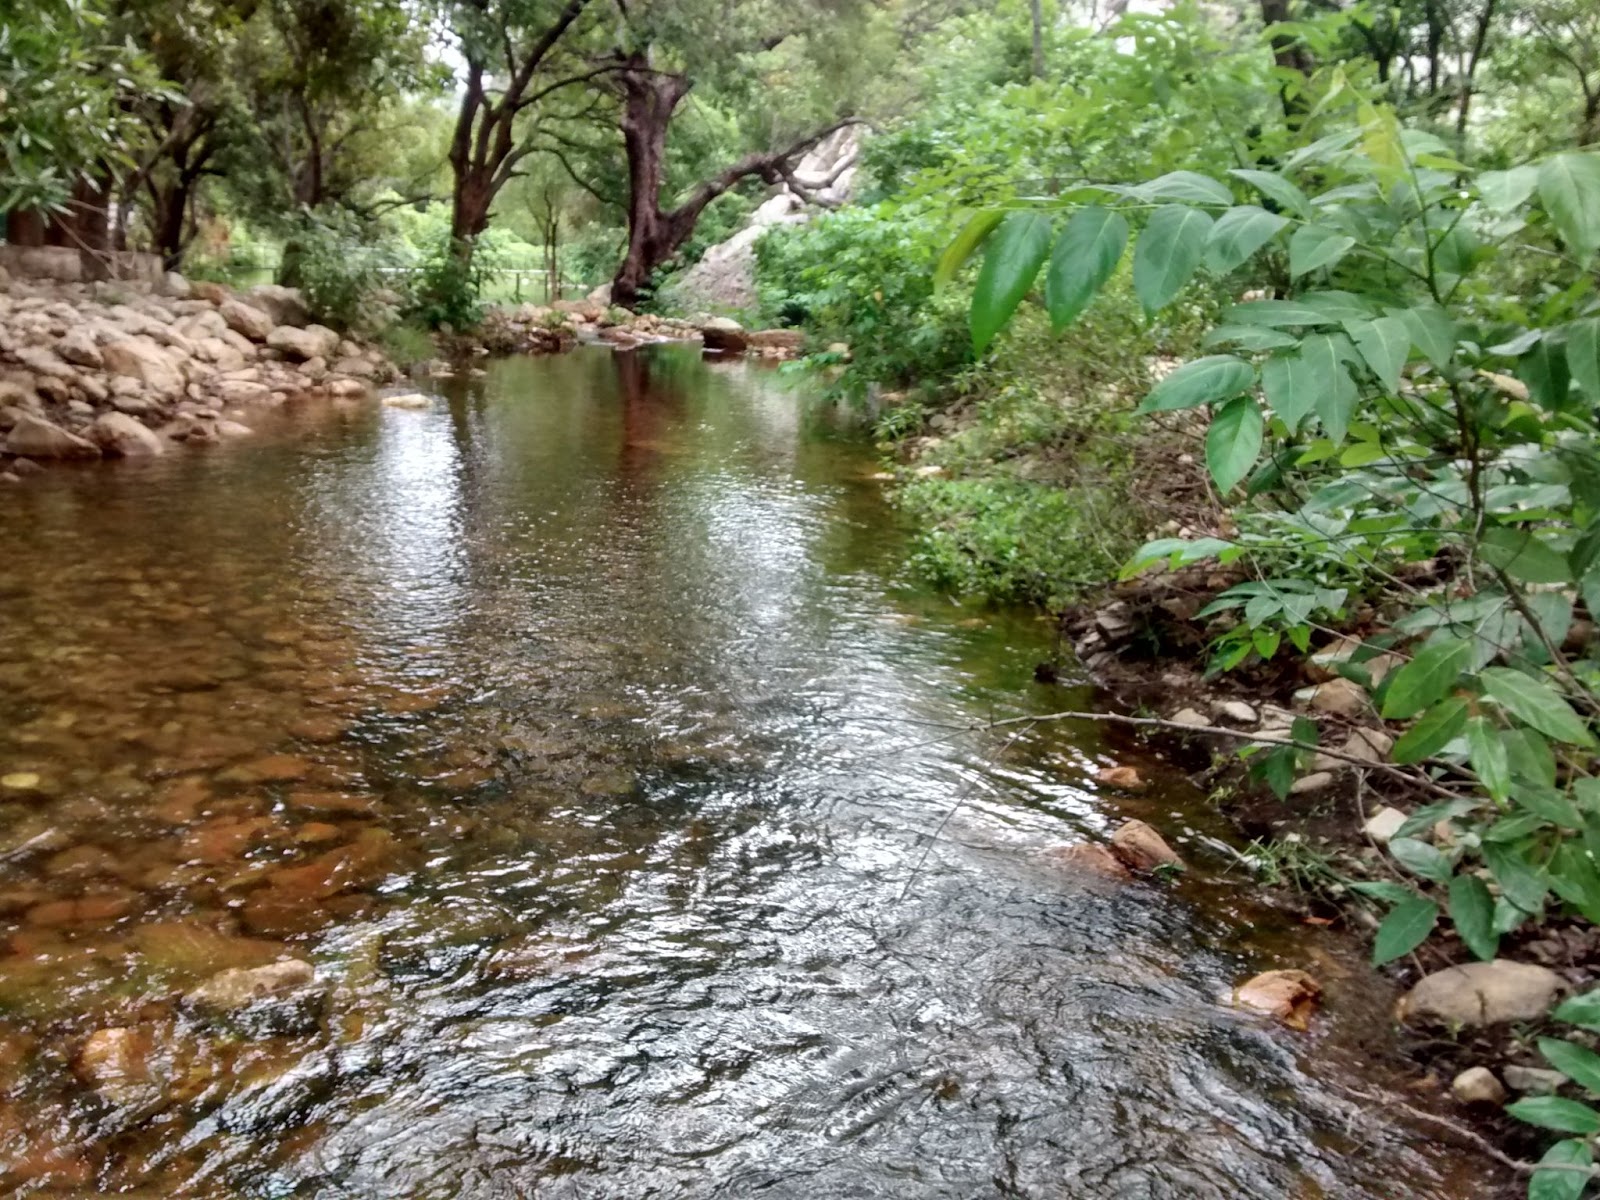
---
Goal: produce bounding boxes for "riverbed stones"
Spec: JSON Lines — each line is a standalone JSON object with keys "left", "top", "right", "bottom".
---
{"left": 1362, "top": 805, "right": 1408, "bottom": 844}
{"left": 1451, "top": 1066, "right": 1507, "bottom": 1106}
{"left": 1231, "top": 969, "right": 1321, "bottom": 1030}
{"left": 382, "top": 392, "right": 431, "bottom": 409}
{"left": 1300, "top": 677, "right": 1370, "bottom": 718}
{"left": 1503, "top": 1065, "right": 1567, "bottom": 1094}
{"left": 4, "top": 413, "right": 100, "bottom": 460}
{"left": 1046, "top": 842, "right": 1133, "bottom": 880}
{"left": 245, "top": 284, "right": 309, "bottom": 327}
{"left": 90, "top": 412, "right": 164, "bottom": 457}
{"left": 1094, "top": 765, "right": 1145, "bottom": 789}
{"left": 219, "top": 299, "right": 275, "bottom": 341}
{"left": 1109, "top": 819, "right": 1183, "bottom": 872}
{"left": 1399, "top": 960, "right": 1568, "bottom": 1027}
{"left": 101, "top": 337, "right": 185, "bottom": 399}
{"left": 699, "top": 316, "right": 749, "bottom": 353}
{"left": 73, "top": 1027, "right": 156, "bottom": 1102}
{"left": 1210, "top": 699, "right": 1258, "bottom": 726}
{"left": 266, "top": 324, "right": 338, "bottom": 362}
{"left": 1169, "top": 706, "right": 1209, "bottom": 728}
{"left": 57, "top": 327, "right": 104, "bottom": 369}
{"left": 184, "top": 959, "right": 324, "bottom": 1035}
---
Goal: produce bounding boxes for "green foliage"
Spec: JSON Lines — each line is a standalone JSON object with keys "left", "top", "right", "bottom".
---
{"left": 897, "top": 475, "right": 1139, "bottom": 611}
{"left": 756, "top": 206, "right": 974, "bottom": 391}
{"left": 407, "top": 237, "right": 499, "bottom": 331}
{"left": 280, "top": 211, "right": 403, "bottom": 331}
{"left": 0, "top": 0, "right": 171, "bottom": 213}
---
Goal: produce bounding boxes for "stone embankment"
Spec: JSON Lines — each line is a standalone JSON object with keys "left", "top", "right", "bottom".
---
{"left": 0, "top": 271, "right": 398, "bottom": 475}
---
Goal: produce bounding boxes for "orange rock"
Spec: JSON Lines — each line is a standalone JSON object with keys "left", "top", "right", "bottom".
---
{"left": 1232, "top": 969, "right": 1322, "bottom": 1030}
{"left": 1109, "top": 820, "right": 1184, "bottom": 872}
{"left": 293, "top": 822, "right": 343, "bottom": 844}
{"left": 226, "top": 754, "right": 312, "bottom": 783}
{"left": 1045, "top": 843, "right": 1133, "bottom": 880}
{"left": 181, "top": 816, "right": 275, "bottom": 863}
{"left": 1094, "top": 766, "right": 1145, "bottom": 789}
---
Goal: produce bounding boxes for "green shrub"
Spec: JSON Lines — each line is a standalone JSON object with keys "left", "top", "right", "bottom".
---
{"left": 407, "top": 236, "right": 497, "bottom": 331}
{"left": 279, "top": 212, "right": 404, "bottom": 332}
{"left": 899, "top": 474, "right": 1141, "bottom": 610}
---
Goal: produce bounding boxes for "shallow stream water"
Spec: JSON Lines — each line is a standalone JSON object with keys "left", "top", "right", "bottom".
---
{"left": 0, "top": 347, "right": 1491, "bottom": 1197}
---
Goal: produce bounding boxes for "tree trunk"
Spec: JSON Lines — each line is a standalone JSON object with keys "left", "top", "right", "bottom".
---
{"left": 6, "top": 208, "right": 46, "bottom": 247}
{"left": 72, "top": 172, "right": 113, "bottom": 281}
{"left": 611, "top": 59, "right": 692, "bottom": 309}
{"left": 1259, "top": 0, "right": 1311, "bottom": 117}
{"left": 1456, "top": 0, "right": 1498, "bottom": 144}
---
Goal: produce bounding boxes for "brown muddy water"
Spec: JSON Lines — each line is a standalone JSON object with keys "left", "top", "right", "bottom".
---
{"left": 0, "top": 347, "right": 1491, "bottom": 1197}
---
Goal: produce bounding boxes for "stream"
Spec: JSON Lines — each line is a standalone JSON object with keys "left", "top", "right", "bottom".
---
{"left": 0, "top": 346, "right": 1488, "bottom": 1197}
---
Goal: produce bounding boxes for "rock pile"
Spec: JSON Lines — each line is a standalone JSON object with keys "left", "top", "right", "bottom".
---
{"left": 0, "top": 272, "right": 398, "bottom": 470}
{"left": 467, "top": 301, "right": 807, "bottom": 361}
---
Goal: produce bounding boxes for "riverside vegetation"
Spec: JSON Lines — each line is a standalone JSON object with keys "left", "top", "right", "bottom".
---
{"left": 748, "top": 4, "right": 1600, "bottom": 1194}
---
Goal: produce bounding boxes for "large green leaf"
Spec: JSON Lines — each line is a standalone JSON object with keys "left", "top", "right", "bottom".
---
{"left": 970, "top": 211, "right": 1053, "bottom": 354}
{"left": 1483, "top": 840, "right": 1550, "bottom": 914}
{"left": 1301, "top": 333, "right": 1358, "bottom": 442}
{"left": 1542, "top": 1037, "right": 1600, "bottom": 1093}
{"left": 1465, "top": 715, "right": 1510, "bottom": 803}
{"left": 1205, "top": 397, "right": 1263, "bottom": 493}
{"left": 1481, "top": 667, "right": 1595, "bottom": 747}
{"left": 1205, "top": 205, "right": 1288, "bottom": 274}
{"left": 1289, "top": 224, "right": 1356, "bottom": 278}
{"left": 1393, "top": 303, "right": 1456, "bottom": 368}
{"left": 1538, "top": 152, "right": 1600, "bottom": 258}
{"left": 1134, "top": 170, "right": 1234, "bottom": 205}
{"left": 1568, "top": 318, "right": 1600, "bottom": 405}
{"left": 1228, "top": 168, "right": 1312, "bottom": 219}
{"left": 1132, "top": 205, "right": 1213, "bottom": 316}
{"left": 1204, "top": 325, "right": 1299, "bottom": 353}
{"left": 1348, "top": 316, "right": 1411, "bottom": 393}
{"left": 1509, "top": 1097, "right": 1600, "bottom": 1135}
{"left": 1226, "top": 300, "right": 1337, "bottom": 327}
{"left": 1043, "top": 206, "right": 1128, "bottom": 331}
{"left": 1381, "top": 638, "right": 1470, "bottom": 719}
{"left": 1554, "top": 988, "right": 1600, "bottom": 1032}
{"left": 1480, "top": 528, "right": 1573, "bottom": 584}
{"left": 1391, "top": 696, "right": 1468, "bottom": 763}
{"left": 1447, "top": 873, "right": 1498, "bottom": 961}
{"left": 1477, "top": 164, "right": 1538, "bottom": 214}
{"left": 934, "top": 209, "right": 1004, "bottom": 289}
{"left": 1529, "top": 1137, "right": 1593, "bottom": 1200}
{"left": 1261, "top": 352, "right": 1317, "bottom": 431}
{"left": 1389, "top": 836, "right": 1452, "bottom": 884}
{"left": 1138, "top": 355, "right": 1256, "bottom": 413}
{"left": 1372, "top": 895, "right": 1438, "bottom": 965}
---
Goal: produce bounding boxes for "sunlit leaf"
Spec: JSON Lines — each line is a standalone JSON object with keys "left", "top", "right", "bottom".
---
{"left": 1205, "top": 396, "right": 1263, "bottom": 493}
{"left": 1372, "top": 895, "right": 1438, "bottom": 965}
{"left": 1447, "top": 873, "right": 1498, "bottom": 961}
{"left": 1132, "top": 205, "right": 1213, "bottom": 316}
{"left": 1381, "top": 639, "right": 1470, "bottom": 719}
{"left": 970, "top": 211, "right": 1053, "bottom": 353}
{"left": 1043, "top": 206, "right": 1128, "bottom": 331}
{"left": 1138, "top": 355, "right": 1255, "bottom": 413}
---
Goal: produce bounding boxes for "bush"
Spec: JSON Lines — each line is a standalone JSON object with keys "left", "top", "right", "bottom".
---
{"left": 757, "top": 205, "right": 974, "bottom": 394}
{"left": 407, "top": 236, "right": 496, "bottom": 331}
{"left": 279, "top": 213, "right": 403, "bottom": 332}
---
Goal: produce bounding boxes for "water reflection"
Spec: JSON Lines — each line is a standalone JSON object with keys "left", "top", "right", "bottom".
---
{"left": 0, "top": 347, "right": 1489, "bottom": 1197}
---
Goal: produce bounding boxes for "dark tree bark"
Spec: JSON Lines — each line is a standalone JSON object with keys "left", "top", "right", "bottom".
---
{"left": 1456, "top": 0, "right": 1499, "bottom": 143}
{"left": 609, "top": 52, "right": 857, "bottom": 308}
{"left": 1259, "top": 0, "right": 1312, "bottom": 117}
{"left": 446, "top": 0, "right": 592, "bottom": 259}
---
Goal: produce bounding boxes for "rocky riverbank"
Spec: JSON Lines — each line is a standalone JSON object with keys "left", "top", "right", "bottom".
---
{"left": 0, "top": 272, "right": 400, "bottom": 475}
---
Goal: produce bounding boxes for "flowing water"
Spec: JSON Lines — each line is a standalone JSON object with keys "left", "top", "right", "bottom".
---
{"left": 0, "top": 347, "right": 1491, "bottom": 1197}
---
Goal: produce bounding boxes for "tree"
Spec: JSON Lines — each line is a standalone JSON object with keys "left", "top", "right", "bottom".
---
{"left": 0, "top": 0, "right": 169, "bottom": 259}
{"left": 441, "top": 0, "right": 597, "bottom": 256}
{"left": 589, "top": 1, "right": 873, "bottom": 307}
